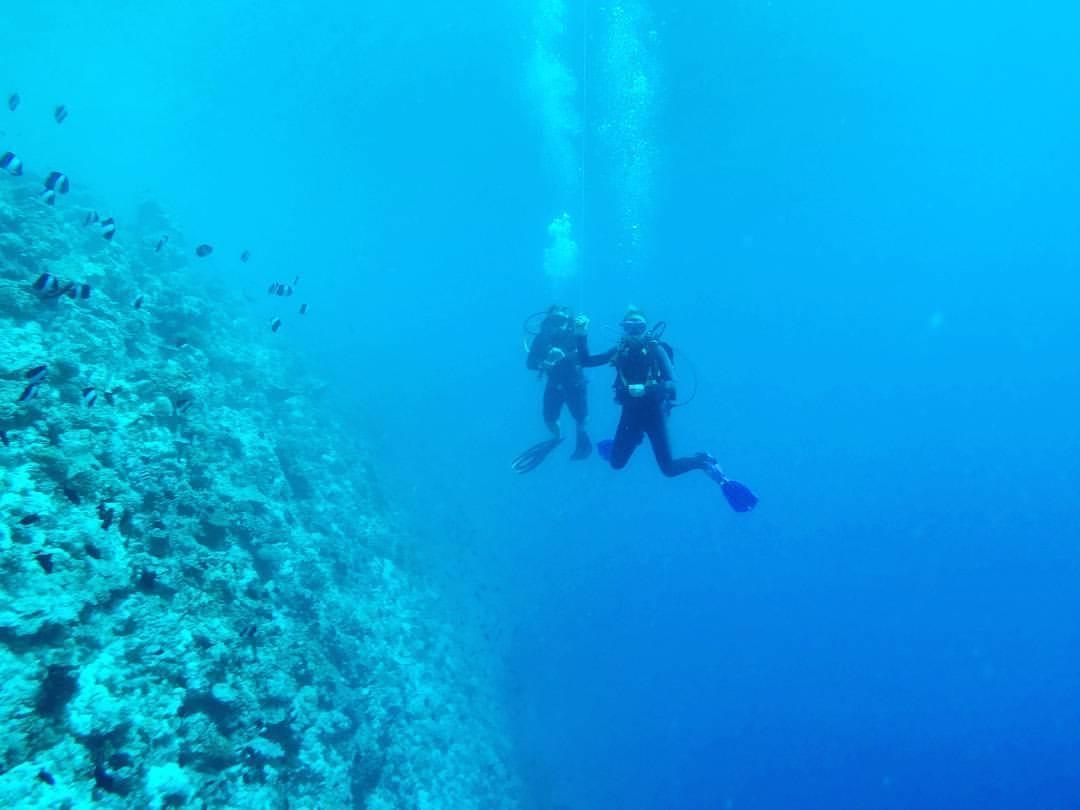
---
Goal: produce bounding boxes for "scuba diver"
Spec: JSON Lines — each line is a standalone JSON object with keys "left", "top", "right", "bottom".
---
{"left": 511, "top": 305, "right": 594, "bottom": 474}
{"left": 580, "top": 307, "right": 759, "bottom": 512}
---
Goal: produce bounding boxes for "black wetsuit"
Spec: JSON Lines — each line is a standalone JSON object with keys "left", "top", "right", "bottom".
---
{"left": 581, "top": 337, "right": 704, "bottom": 477}
{"left": 527, "top": 329, "right": 589, "bottom": 428}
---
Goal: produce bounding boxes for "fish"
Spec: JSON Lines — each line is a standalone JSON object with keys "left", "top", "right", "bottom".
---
{"left": 44, "top": 171, "right": 70, "bottom": 194}
{"left": 155, "top": 235, "right": 168, "bottom": 252}
{"left": 0, "top": 430, "right": 9, "bottom": 447}
{"left": 40, "top": 189, "right": 56, "bottom": 206}
{"left": 174, "top": 397, "right": 193, "bottom": 415}
{"left": 240, "top": 624, "right": 257, "bottom": 639}
{"left": 7, "top": 93, "right": 19, "bottom": 112}
{"left": 19, "top": 514, "right": 40, "bottom": 526}
{"left": 82, "top": 387, "right": 97, "bottom": 408}
{"left": 299, "top": 303, "right": 308, "bottom": 315}
{"left": 54, "top": 105, "right": 68, "bottom": 124}
{"left": 34, "top": 551, "right": 53, "bottom": 573}
{"left": 17, "top": 383, "right": 39, "bottom": 403}
{"left": 101, "top": 217, "right": 116, "bottom": 240}
{"left": 268, "top": 283, "right": 294, "bottom": 297}
{"left": 62, "top": 484, "right": 81, "bottom": 505}
{"left": 292, "top": 275, "right": 300, "bottom": 286}
{"left": 64, "top": 283, "right": 91, "bottom": 300}
{"left": 84, "top": 542, "right": 102, "bottom": 559}
{"left": 84, "top": 210, "right": 100, "bottom": 226}
{"left": 47, "top": 281, "right": 74, "bottom": 299}
{"left": 32, "top": 273, "right": 61, "bottom": 295}
{"left": 240, "top": 250, "right": 251, "bottom": 263}
{"left": 133, "top": 295, "right": 144, "bottom": 309}
{"left": 195, "top": 244, "right": 213, "bottom": 257}
{"left": 271, "top": 318, "right": 282, "bottom": 333}
{"left": 0, "top": 151, "right": 22, "bottom": 176}
{"left": 26, "top": 365, "right": 48, "bottom": 384}
{"left": 103, "top": 391, "right": 115, "bottom": 405}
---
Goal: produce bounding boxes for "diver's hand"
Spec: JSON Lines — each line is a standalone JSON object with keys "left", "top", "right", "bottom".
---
{"left": 574, "top": 315, "right": 590, "bottom": 335}
{"left": 543, "top": 347, "right": 566, "bottom": 368}
{"left": 628, "top": 384, "right": 646, "bottom": 398}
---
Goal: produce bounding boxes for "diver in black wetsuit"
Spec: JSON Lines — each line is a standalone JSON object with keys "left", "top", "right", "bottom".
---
{"left": 512, "top": 305, "right": 593, "bottom": 473}
{"left": 579, "top": 306, "right": 713, "bottom": 477}
{"left": 580, "top": 306, "right": 759, "bottom": 511}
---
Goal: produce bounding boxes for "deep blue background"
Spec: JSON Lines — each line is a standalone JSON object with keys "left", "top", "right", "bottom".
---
{"left": 4, "top": 2, "right": 1079, "bottom": 808}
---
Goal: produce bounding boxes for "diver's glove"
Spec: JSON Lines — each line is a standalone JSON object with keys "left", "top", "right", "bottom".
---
{"left": 543, "top": 347, "right": 566, "bottom": 369}
{"left": 574, "top": 315, "right": 590, "bottom": 335}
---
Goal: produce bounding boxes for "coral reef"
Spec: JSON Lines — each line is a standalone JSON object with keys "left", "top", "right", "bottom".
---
{"left": 0, "top": 180, "right": 519, "bottom": 808}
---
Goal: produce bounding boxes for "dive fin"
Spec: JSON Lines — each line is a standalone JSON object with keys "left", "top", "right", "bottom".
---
{"left": 721, "top": 479, "right": 758, "bottom": 512}
{"left": 511, "top": 438, "right": 563, "bottom": 474}
{"left": 705, "top": 462, "right": 758, "bottom": 512}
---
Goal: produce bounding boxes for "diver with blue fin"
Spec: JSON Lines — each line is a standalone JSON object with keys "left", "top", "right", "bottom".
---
{"left": 512, "top": 305, "right": 594, "bottom": 473}
{"left": 581, "top": 307, "right": 758, "bottom": 512}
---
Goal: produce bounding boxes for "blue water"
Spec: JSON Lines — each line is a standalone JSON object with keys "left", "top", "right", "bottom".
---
{"left": 5, "top": 1, "right": 1080, "bottom": 808}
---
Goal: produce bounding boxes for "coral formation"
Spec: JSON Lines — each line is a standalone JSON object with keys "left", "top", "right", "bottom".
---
{"left": 0, "top": 180, "right": 519, "bottom": 808}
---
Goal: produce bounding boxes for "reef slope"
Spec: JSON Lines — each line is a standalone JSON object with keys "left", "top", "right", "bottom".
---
{"left": 0, "top": 181, "right": 518, "bottom": 809}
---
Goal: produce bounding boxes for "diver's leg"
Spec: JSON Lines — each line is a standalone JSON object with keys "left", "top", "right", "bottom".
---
{"left": 567, "top": 383, "right": 592, "bottom": 459}
{"left": 609, "top": 406, "right": 644, "bottom": 470}
{"left": 542, "top": 383, "right": 564, "bottom": 439}
{"left": 645, "top": 407, "right": 705, "bottom": 477}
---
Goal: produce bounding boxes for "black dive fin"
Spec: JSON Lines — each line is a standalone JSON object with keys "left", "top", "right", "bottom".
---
{"left": 511, "top": 438, "right": 563, "bottom": 474}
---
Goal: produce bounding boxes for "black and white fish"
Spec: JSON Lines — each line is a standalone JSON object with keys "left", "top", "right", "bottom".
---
{"left": 291, "top": 275, "right": 300, "bottom": 286}
{"left": 195, "top": 244, "right": 213, "bottom": 257}
{"left": 133, "top": 295, "right": 144, "bottom": 309}
{"left": 174, "top": 397, "right": 194, "bottom": 415}
{"left": 101, "top": 217, "right": 116, "bottom": 240}
{"left": 7, "top": 93, "right": 18, "bottom": 112}
{"left": 32, "top": 273, "right": 60, "bottom": 295}
{"left": 268, "top": 283, "right": 294, "bottom": 297}
{"left": 84, "top": 210, "right": 100, "bottom": 226}
{"left": 64, "top": 283, "right": 91, "bottom": 300}
{"left": 0, "top": 151, "right": 22, "bottom": 176}
{"left": 26, "top": 365, "right": 47, "bottom": 384}
{"left": 155, "top": 235, "right": 168, "bottom": 252}
{"left": 35, "top": 551, "right": 53, "bottom": 573}
{"left": 39, "top": 188, "right": 56, "bottom": 206}
{"left": 19, "top": 514, "right": 40, "bottom": 526}
{"left": 271, "top": 317, "right": 282, "bottom": 333}
{"left": 54, "top": 105, "right": 68, "bottom": 124}
{"left": 299, "top": 303, "right": 308, "bottom": 315}
{"left": 82, "top": 387, "right": 97, "bottom": 408}
{"left": 240, "top": 250, "right": 251, "bottom": 263}
{"left": 0, "top": 429, "right": 9, "bottom": 447}
{"left": 17, "top": 383, "right": 39, "bottom": 403}
{"left": 44, "top": 171, "right": 70, "bottom": 194}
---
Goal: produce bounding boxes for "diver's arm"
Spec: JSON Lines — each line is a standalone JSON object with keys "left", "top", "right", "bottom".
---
{"left": 651, "top": 343, "right": 677, "bottom": 400}
{"left": 578, "top": 343, "right": 616, "bottom": 368}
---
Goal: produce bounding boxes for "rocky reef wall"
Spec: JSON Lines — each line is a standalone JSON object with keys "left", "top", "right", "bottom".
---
{"left": 0, "top": 180, "right": 519, "bottom": 809}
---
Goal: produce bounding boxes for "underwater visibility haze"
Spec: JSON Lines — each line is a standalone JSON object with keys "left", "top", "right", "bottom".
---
{"left": 2, "top": 0, "right": 1080, "bottom": 808}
